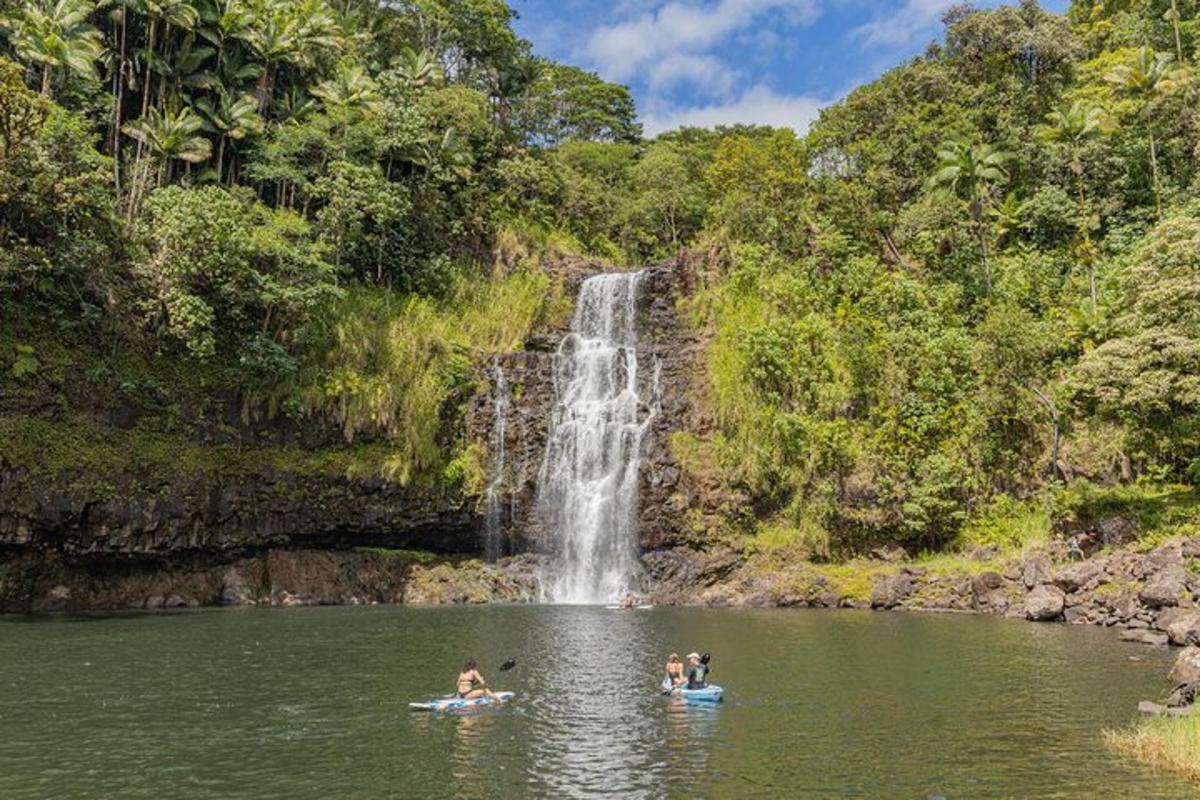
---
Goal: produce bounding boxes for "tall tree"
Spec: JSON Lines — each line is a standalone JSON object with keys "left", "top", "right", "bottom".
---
{"left": 1039, "top": 99, "right": 1112, "bottom": 308}
{"left": 926, "top": 137, "right": 1014, "bottom": 295}
{"left": 123, "top": 106, "right": 211, "bottom": 207}
{"left": 1106, "top": 46, "right": 1184, "bottom": 219}
{"left": 0, "top": 0, "right": 103, "bottom": 95}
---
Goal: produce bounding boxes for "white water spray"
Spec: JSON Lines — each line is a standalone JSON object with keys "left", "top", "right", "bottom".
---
{"left": 536, "top": 272, "right": 651, "bottom": 603}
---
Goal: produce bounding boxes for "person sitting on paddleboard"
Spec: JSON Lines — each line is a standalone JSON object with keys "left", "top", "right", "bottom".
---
{"left": 685, "top": 652, "right": 709, "bottom": 689}
{"left": 456, "top": 658, "right": 500, "bottom": 700}
{"left": 664, "top": 653, "right": 685, "bottom": 688}
{"left": 622, "top": 593, "right": 637, "bottom": 609}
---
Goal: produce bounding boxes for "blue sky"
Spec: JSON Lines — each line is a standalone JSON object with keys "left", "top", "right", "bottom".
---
{"left": 511, "top": 0, "right": 1071, "bottom": 135}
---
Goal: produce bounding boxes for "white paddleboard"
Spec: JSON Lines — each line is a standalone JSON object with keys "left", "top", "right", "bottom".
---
{"left": 409, "top": 691, "right": 514, "bottom": 711}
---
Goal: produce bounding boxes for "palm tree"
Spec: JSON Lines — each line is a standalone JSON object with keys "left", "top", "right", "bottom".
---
{"left": 150, "top": 33, "right": 216, "bottom": 111}
{"left": 312, "top": 61, "right": 380, "bottom": 114}
{"left": 927, "top": 136, "right": 1014, "bottom": 295}
{"left": 394, "top": 47, "right": 443, "bottom": 89}
{"left": 273, "top": 85, "right": 315, "bottom": 125}
{"left": 235, "top": 0, "right": 336, "bottom": 109}
{"left": 1039, "top": 99, "right": 1113, "bottom": 307}
{"left": 1164, "top": 0, "right": 1184, "bottom": 64}
{"left": 195, "top": 91, "right": 261, "bottom": 182}
{"left": 132, "top": 0, "right": 200, "bottom": 118}
{"left": 123, "top": 106, "right": 211, "bottom": 211}
{"left": 1, "top": 0, "right": 104, "bottom": 95}
{"left": 1106, "top": 46, "right": 1184, "bottom": 218}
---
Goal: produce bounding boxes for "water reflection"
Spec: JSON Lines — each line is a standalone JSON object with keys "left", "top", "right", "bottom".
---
{"left": 522, "top": 606, "right": 664, "bottom": 798}
{"left": 448, "top": 711, "right": 499, "bottom": 798}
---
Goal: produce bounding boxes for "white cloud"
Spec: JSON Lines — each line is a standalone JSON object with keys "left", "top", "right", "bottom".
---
{"left": 645, "top": 53, "right": 737, "bottom": 95}
{"left": 851, "top": 0, "right": 956, "bottom": 46}
{"left": 641, "top": 85, "right": 826, "bottom": 136}
{"left": 584, "top": 0, "right": 819, "bottom": 92}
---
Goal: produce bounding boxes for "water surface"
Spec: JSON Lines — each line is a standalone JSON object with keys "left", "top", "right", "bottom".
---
{"left": 0, "top": 606, "right": 1192, "bottom": 799}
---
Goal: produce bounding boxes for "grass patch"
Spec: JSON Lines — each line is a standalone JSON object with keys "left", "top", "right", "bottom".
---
{"left": 289, "top": 270, "right": 560, "bottom": 485}
{"left": 912, "top": 551, "right": 999, "bottom": 577}
{"left": 815, "top": 562, "right": 884, "bottom": 603}
{"left": 957, "top": 495, "right": 1051, "bottom": 553}
{"left": 751, "top": 517, "right": 832, "bottom": 558}
{"left": 1052, "top": 481, "right": 1200, "bottom": 549}
{"left": 352, "top": 547, "right": 439, "bottom": 563}
{"left": 1106, "top": 715, "right": 1200, "bottom": 784}
{"left": 0, "top": 414, "right": 410, "bottom": 491}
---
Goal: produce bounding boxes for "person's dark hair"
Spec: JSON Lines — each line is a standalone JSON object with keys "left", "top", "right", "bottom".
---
{"left": 463, "top": 658, "right": 477, "bottom": 671}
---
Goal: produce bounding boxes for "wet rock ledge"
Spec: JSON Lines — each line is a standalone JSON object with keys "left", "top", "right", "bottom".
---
{"left": 643, "top": 535, "right": 1200, "bottom": 646}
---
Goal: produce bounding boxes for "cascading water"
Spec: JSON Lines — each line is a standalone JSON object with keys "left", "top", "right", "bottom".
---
{"left": 482, "top": 359, "right": 509, "bottom": 562}
{"left": 536, "top": 272, "right": 651, "bottom": 603}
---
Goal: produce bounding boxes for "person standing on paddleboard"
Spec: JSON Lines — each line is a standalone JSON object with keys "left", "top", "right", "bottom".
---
{"left": 456, "top": 658, "right": 501, "bottom": 701}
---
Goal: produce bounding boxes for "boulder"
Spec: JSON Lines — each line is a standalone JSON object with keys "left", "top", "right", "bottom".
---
{"left": 1169, "top": 647, "right": 1200, "bottom": 686}
{"left": 1110, "top": 592, "right": 1140, "bottom": 622}
{"left": 1145, "top": 542, "right": 1185, "bottom": 573}
{"left": 1022, "top": 554, "right": 1053, "bottom": 589}
{"left": 1138, "top": 700, "right": 1166, "bottom": 716}
{"left": 1165, "top": 612, "right": 1200, "bottom": 647}
{"left": 1140, "top": 564, "right": 1188, "bottom": 608}
{"left": 1097, "top": 516, "right": 1138, "bottom": 547}
{"left": 1166, "top": 683, "right": 1199, "bottom": 709}
{"left": 871, "top": 573, "right": 915, "bottom": 609}
{"left": 1054, "top": 561, "right": 1103, "bottom": 593}
{"left": 971, "top": 572, "right": 1005, "bottom": 607}
{"left": 1024, "top": 584, "right": 1065, "bottom": 621}
{"left": 164, "top": 593, "right": 197, "bottom": 608}
{"left": 1119, "top": 629, "right": 1169, "bottom": 646}
{"left": 1064, "top": 605, "right": 1091, "bottom": 625}
{"left": 1155, "top": 606, "right": 1192, "bottom": 632}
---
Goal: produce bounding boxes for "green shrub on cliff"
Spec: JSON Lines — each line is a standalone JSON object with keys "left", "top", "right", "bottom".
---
{"left": 134, "top": 186, "right": 339, "bottom": 366}
{"left": 290, "top": 269, "right": 557, "bottom": 485}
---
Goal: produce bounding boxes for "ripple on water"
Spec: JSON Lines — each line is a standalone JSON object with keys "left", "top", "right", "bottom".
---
{"left": 0, "top": 605, "right": 1194, "bottom": 800}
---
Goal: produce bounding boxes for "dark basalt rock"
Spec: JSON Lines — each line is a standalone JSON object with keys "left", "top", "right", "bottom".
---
{"left": 1141, "top": 564, "right": 1189, "bottom": 609}
{"left": 0, "top": 459, "right": 476, "bottom": 559}
{"left": 870, "top": 573, "right": 915, "bottom": 609}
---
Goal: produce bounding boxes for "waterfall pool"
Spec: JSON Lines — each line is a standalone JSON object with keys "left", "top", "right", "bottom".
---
{"left": 1, "top": 605, "right": 1193, "bottom": 799}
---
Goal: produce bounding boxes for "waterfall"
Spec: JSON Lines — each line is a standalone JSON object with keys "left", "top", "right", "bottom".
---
{"left": 483, "top": 359, "right": 509, "bottom": 562}
{"left": 536, "top": 272, "right": 651, "bottom": 603}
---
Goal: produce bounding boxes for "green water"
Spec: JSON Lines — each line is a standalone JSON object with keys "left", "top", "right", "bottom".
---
{"left": 0, "top": 606, "right": 1194, "bottom": 799}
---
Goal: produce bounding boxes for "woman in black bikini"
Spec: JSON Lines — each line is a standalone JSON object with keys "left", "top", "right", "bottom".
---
{"left": 455, "top": 658, "right": 500, "bottom": 700}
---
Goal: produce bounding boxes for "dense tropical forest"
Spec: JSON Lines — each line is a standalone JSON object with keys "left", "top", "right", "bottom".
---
{"left": 2, "top": 0, "right": 1200, "bottom": 555}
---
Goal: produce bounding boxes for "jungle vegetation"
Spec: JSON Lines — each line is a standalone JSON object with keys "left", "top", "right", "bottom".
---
{"left": 2, "top": 0, "right": 1200, "bottom": 551}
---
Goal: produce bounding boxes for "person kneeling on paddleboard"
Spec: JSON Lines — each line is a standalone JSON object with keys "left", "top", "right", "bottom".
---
{"left": 456, "top": 658, "right": 501, "bottom": 701}
{"left": 685, "top": 652, "right": 709, "bottom": 689}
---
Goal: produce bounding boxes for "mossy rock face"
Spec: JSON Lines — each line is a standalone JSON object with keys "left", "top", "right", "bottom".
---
{"left": 401, "top": 556, "right": 542, "bottom": 604}
{"left": 0, "top": 415, "right": 481, "bottom": 563}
